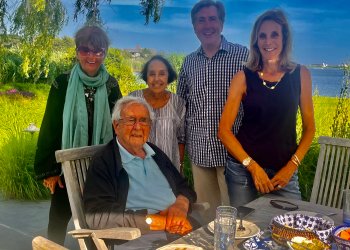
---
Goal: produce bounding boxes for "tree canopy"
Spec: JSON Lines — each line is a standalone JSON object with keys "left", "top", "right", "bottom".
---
{"left": 0, "top": 0, "right": 165, "bottom": 34}
{"left": 0, "top": 0, "right": 165, "bottom": 82}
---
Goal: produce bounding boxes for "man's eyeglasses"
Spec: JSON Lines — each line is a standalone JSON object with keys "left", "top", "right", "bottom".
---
{"left": 118, "top": 117, "right": 151, "bottom": 126}
{"left": 77, "top": 46, "right": 106, "bottom": 58}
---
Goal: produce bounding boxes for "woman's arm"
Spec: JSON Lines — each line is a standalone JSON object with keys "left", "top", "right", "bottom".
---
{"left": 218, "top": 71, "right": 275, "bottom": 194}
{"left": 271, "top": 66, "right": 316, "bottom": 188}
{"left": 295, "top": 65, "right": 316, "bottom": 161}
{"left": 218, "top": 71, "right": 247, "bottom": 161}
{"left": 178, "top": 143, "right": 185, "bottom": 174}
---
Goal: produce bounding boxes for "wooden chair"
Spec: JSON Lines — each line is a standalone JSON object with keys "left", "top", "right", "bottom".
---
{"left": 310, "top": 136, "right": 350, "bottom": 208}
{"left": 55, "top": 144, "right": 141, "bottom": 250}
{"left": 55, "top": 144, "right": 208, "bottom": 250}
{"left": 32, "top": 236, "right": 69, "bottom": 250}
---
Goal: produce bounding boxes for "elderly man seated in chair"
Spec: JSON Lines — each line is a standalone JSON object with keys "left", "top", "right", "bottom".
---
{"left": 83, "top": 96, "right": 197, "bottom": 236}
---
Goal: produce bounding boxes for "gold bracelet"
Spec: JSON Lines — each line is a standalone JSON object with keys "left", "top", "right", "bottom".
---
{"left": 292, "top": 154, "right": 301, "bottom": 166}
{"left": 290, "top": 159, "right": 299, "bottom": 167}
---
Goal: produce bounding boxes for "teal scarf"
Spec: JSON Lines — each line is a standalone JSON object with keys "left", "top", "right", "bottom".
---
{"left": 62, "top": 63, "right": 113, "bottom": 149}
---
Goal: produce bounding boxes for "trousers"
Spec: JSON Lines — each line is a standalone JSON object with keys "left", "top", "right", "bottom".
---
{"left": 47, "top": 177, "right": 72, "bottom": 245}
{"left": 225, "top": 157, "right": 301, "bottom": 208}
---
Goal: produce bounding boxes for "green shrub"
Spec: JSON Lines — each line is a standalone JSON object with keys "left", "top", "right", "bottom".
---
{"left": 0, "top": 48, "right": 23, "bottom": 83}
{"left": 0, "top": 132, "right": 50, "bottom": 200}
{"left": 298, "top": 142, "right": 320, "bottom": 200}
{"left": 0, "top": 85, "right": 49, "bottom": 199}
{"left": 104, "top": 48, "right": 144, "bottom": 95}
{"left": 330, "top": 66, "right": 350, "bottom": 138}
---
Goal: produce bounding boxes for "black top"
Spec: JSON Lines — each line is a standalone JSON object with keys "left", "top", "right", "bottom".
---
{"left": 34, "top": 72, "right": 122, "bottom": 180}
{"left": 231, "top": 65, "right": 301, "bottom": 171}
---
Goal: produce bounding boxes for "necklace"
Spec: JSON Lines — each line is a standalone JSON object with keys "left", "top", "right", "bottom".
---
{"left": 259, "top": 72, "right": 282, "bottom": 90}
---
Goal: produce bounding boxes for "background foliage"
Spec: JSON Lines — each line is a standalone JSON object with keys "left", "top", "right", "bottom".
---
{"left": 0, "top": 60, "right": 349, "bottom": 200}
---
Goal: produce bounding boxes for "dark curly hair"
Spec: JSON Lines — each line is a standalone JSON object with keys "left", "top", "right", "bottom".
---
{"left": 141, "top": 55, "right": 177, "bottom": 84}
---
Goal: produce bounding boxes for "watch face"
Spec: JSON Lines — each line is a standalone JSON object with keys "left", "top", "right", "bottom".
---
{"left": 243, "top": 157, "right": 251, "bottom": 167}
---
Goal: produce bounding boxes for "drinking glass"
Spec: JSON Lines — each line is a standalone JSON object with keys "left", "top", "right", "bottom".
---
{"left": 214, "top": 206, "right": 237, "bottom": 250}
{"left": 343, "top": 189, "right": 350, "bottom": 225}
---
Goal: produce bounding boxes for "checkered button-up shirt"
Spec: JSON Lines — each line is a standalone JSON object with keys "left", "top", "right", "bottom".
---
{"left": 177, "top": 36, "right": 249, "bottom": 167}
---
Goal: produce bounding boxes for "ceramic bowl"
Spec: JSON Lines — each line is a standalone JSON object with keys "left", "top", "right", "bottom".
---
{"left": 270, "top": 213, "right": 334, "bottom": 245}
{"left": 332, "top": 225, "right": 350, "bottom": 250}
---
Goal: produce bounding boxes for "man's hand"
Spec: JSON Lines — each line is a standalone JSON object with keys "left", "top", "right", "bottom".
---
{"left": 162, "top": 195, "right": 189, "bottom": 230}
{"left": 168, "top": 218, "right": 193, "bottom": 235}
{"left": 43, "top": 176, "right": 64, "bottom": 194}
{"left": 146, "top": 213, "right": 192, "bottom": 235}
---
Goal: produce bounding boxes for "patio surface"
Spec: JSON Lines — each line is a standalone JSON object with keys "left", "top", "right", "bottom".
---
{"left": 0, "top": 194, "right": 78, "bottom": 250}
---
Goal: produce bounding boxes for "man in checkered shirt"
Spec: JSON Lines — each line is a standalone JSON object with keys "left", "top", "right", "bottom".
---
{"left": 177, "top": 0, "right": 248, "bottom": 220}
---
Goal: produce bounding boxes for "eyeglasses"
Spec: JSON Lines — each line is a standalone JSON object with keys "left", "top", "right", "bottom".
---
{"left": 77, "top": 46, "right": 106, "bottom": 58}
{"left": 118, "top": 117, "right": 151, "bottom": 126}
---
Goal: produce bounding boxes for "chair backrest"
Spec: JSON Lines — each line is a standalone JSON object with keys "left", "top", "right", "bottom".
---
{"left": 310, "top": 136, "right": 350, "bottom": 208}
{"left": 55, "top": 144, "right": 106, "bottom": 249}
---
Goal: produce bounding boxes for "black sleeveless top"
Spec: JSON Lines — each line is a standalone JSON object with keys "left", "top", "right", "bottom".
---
{"left": 232, "top": 65, "right": 301, "bottom": 171}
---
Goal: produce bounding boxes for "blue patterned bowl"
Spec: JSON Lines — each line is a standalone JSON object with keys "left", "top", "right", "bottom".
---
{"left": 270, "top": 213, "right": 334, "bottom": 244}
{"left": 332, "top": 225, "right": 350, "bottom": 250}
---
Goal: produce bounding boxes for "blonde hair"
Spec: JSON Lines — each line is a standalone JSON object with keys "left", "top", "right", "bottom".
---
{"left": 246, "top": 9, "right": 296, "bottom": 72}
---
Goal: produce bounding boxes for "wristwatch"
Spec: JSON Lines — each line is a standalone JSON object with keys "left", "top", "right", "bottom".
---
{"left": 242, "top": 156, "right": 252, "bottom": 168}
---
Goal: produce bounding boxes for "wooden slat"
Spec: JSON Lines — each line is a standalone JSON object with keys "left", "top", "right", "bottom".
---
{"left": 32, "top": 236, "right": 68, "bottom": 250}
{"left": 318, "top": 136, "right": 350, "bottom": 147}
{"left": 335, "top": 147, "right": 346, "bottom": 207}
{"left": 310, "top": 136, "right": 350, "bottom": 209}
{"left": 55, "top": 144, "right": 105, "bottom": 163}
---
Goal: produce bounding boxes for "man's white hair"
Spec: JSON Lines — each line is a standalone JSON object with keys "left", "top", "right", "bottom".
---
{"left": 111, "top": 96, "right": 154, "bottom": 122}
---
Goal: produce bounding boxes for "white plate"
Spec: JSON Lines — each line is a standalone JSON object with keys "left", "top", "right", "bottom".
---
{"left": 207, "top": 220, "right": 260, "bottom": 239}
{"left": 284, "top": 210, "right": 334, "bottom": 225}
{"left": 156, "top": 244, "right": 203, "bottom": 250}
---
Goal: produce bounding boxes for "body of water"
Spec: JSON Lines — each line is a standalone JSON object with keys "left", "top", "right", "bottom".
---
{"left": 310, "top": 67, "right": 345, "bottom": 97}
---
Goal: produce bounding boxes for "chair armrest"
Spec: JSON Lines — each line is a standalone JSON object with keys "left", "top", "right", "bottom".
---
{"left": 192, "top": 202, "right": 210, "bottom": 212}
{"left": 32, "top": 236, "right": 68, "bottom": 250}
{"left": 68, "top": 227, "right": 141, "bottom": 241}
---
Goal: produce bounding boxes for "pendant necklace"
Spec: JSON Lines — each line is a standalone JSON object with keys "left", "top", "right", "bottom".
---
{"left": 259, "top": 72, "right": 282, "bottom": 90}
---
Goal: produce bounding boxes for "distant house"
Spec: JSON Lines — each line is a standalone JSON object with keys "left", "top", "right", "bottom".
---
{"left": 123, "top": 45, "right": 156, "bottom": 58}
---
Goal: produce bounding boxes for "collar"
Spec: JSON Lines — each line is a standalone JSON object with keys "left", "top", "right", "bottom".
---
{"left": 116, "top": 138, "right": 155, "bottom": 164}
{"left": 195, "top": 35, "right": 230, "bottom": 56}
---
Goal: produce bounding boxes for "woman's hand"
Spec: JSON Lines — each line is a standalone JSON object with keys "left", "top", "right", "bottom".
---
{"left": 271, "top": 161, "right": 298, "bottom": 190}
{"left": 247, "top": 162, "right": 274, "bottom": 194}
{"left": 43, "top": 176, "right": 64, "bottom": 194}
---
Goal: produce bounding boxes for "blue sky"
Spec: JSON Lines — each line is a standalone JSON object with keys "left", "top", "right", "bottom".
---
{"left": 60, "top": 0, "right": 350, "bottom": 65}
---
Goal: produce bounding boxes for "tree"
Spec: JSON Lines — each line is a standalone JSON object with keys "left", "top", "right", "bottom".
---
{"left": 10, "top": 0, "right": 66, "bottom": 82}
{"left": 0, "top": 0, "right": 166, "bottom": 82}
{"left": 0, "top": 0, "right": 166, "bottom": 33}
{"left": 73, "top": 0, "right": 165, "bottom": 25}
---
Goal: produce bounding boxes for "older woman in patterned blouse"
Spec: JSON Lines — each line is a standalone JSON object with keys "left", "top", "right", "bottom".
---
{"left": 129, "top": 55, "right": 186, "bottom": 174}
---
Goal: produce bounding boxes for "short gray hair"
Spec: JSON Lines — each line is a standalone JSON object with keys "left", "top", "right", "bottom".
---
{"left": 111, "top": 96, "right": 154, "bottom": 122}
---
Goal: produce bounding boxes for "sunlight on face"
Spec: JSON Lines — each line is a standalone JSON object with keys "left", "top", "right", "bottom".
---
{"left": 257, "top": 20, "right": 283, "bottom": 63}
{"left": 194, "top": 6, "right": 223, "bottom": 48}
{"left": 114, "top": 103, "right": 151, "bottom": 153}
{"left": 147, "top": 59, "right": 169, "bottom": 94}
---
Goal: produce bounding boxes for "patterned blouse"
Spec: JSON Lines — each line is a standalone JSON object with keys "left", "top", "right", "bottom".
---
{"left": 129, "top": 89, "right": 186, "bottom": 170}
